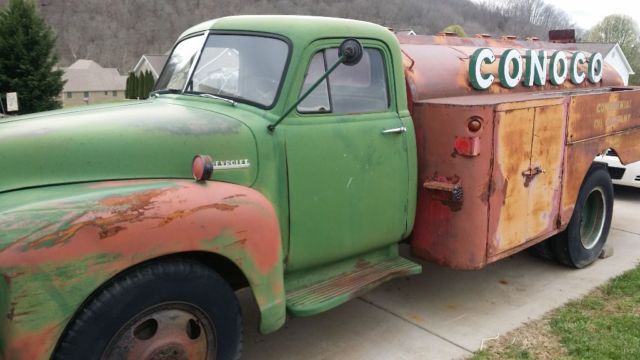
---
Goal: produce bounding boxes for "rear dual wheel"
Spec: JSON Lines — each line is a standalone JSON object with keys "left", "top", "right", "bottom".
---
{"left": 53, "top": 259, "right": 242, "bottom": 360}
{"left": 532, "top": 166, "right": 613, "bottom": 268}
{"left": 552, "top": 166, "right": 613, "bottom": 268}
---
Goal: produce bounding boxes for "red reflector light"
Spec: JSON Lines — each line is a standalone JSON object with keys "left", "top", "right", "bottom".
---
{"left": 192, "top": 155, "right": 214, "bottom": 182}
{"left": 454, "top": 136, "right": 480, "bottom": 157}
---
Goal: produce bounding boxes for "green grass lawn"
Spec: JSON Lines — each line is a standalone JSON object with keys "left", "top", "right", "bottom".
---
{"left": 471, "top": 265, "right": 640, "bottom": 360}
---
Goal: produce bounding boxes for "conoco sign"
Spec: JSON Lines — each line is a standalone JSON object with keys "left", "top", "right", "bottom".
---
{"left": 469, "top": 48, "right": 604, "bottom": 90}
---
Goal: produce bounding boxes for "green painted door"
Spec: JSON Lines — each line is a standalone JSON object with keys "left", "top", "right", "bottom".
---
{"left": 284, "top": 42, "right": 410, "bottom": 271}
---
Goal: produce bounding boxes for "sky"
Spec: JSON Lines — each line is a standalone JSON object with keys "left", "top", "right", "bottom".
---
{"left": 544, "top": 0, "right": 640, "bottom": 30}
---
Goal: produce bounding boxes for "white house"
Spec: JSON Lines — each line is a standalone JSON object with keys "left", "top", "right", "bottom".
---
{"left": 577, "top": 43, "right": 635, "bottom": 85}
{"left": 132, "top": 54, "right": 169, "bottom": 80}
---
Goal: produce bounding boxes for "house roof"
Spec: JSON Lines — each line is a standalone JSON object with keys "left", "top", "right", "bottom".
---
{"left": 62, "top": 60, "right": 126, "bottom": 92}
{"left": 132, "top": 54, "right": 169, "bottom": 78}
{"left": 394, "top": 29, "right": 416, "bottom": 36}
{"left": 576, "top": 42, "right": 617, "bottom": 56}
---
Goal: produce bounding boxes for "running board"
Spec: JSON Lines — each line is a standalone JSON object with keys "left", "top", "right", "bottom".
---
{"left": 286, "top": 257, "right": 421, "bottom": 317}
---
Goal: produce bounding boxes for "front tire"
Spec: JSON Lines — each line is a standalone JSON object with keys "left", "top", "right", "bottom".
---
{"left": 53, "top": 259, "right": 242, "bottom": 360}
{"left": 552, "top": 166, "right": 613, "bottom": 268}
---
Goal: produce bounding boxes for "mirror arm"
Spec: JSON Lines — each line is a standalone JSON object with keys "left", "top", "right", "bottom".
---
{"left": 267, "top": 55, "right": 345, "bottom": 133}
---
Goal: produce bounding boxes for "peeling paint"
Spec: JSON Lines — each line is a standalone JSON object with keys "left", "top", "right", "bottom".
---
{"left": 0, "top": 180, "right": 284, "bottom": 359}
{"left": 411, "top": 88, "right": 640, "bottom": 269}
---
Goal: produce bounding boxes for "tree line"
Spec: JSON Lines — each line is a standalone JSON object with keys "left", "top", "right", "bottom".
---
{"left": 1, "top": 0, "right": 638, "bottom": 114}
{"left": 0, "top": 0, "right": 577, "bottom": 73}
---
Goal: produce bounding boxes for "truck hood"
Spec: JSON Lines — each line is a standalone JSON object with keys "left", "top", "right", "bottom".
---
{"left": 0, "top": 101, "right": 258, "bottom": 194}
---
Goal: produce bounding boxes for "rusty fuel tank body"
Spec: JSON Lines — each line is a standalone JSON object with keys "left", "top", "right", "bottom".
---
{"left": 400, "top": 34, "right": 640, "bottom": 269}
{"left": 399, "top": 34, "right": 624, "bottom": 102}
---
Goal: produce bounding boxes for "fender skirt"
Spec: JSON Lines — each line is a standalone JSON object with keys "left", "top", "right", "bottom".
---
{"left": 0, "top": 179, "right": 284, "bottom": 360}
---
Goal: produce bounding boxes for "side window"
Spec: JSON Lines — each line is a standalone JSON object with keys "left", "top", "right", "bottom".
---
{"left": 297, "top": 47, "right": 389, "bottom": 115}
{"left": 298, "top": 52, "right": 330, "bottom": 112}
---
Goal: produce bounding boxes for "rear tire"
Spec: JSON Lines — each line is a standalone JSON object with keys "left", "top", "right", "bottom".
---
{"left": 551, "top": 166, "right": 613, "bottom": 268}
{"left": 53, "top": 259, "right": 242, "bottom": 360}
{"left": 527, "top": 239, "right": 555, "bottom": 261}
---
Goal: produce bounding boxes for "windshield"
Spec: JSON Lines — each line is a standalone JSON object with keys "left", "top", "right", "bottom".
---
{"left": 155, "top": 35, "right": 204, "bottom": 92}
{"left": 156, "top": 34, "right": 289, "bottom": 108}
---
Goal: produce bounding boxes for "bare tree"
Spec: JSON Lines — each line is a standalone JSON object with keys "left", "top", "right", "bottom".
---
{"left": 0, "top": 0, "right": 577, "bottom": 73}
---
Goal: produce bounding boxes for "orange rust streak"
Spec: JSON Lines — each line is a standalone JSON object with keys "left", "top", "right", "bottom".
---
{"left": 491, "top": 107, "right": 534, "bottom": 254}
{"left": 0, "top": 181, "right": 281, "bottom": 275}
{"left": 222, "top": 194, "right": 247, "bottom": 200}
{"left": 527, "top": 105, "right": 565, "bottom": 236}
{"left": 159, "top": 203, "right": 238, "bottom": 226}
{"left": 98, "top": 188, "right": 166, "bottom": 207}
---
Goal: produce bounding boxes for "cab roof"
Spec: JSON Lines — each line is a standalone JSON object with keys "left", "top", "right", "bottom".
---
{"left": 179, "top": 15, "right": 396, "bottom": 45}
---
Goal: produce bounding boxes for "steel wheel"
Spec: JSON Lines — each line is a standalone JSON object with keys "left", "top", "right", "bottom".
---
{"left": 579, "top": 186, "right": 607, "bottom": 250}
{"left": 551, "top": 166, "right": 613, "bottom": 268}
{"left": 103, "top": 303, "right": 216, "bottom": 360}
{"left": 54, "top": 259, "right": 242, "bottom": 360}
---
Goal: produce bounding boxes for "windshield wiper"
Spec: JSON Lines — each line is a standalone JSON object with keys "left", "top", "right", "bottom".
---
{"left": 196, "top": 93, "right": 236, "bottom": 106}
{"left": 149, "top": 88, "right": 182, "bottom": 97}
{"left": 151, "top": 88, "right": 236, "bottom": 106}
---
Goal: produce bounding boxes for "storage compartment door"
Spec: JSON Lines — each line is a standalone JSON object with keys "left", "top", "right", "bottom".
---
{"left": 488, "top": 104, "right": 566, "bottom": 257}
{"left": 488, "top": 108, "right": 535, "bottom": 256}
{"left": 527, "top": 105, "right": 566, "bottom": 239}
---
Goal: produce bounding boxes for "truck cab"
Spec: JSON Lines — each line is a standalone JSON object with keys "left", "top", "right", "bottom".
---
{"left": 0, "top": 16, "right": 420, "bottom": 360}
{"left": 154, "top": 14, "right": 422, "bottom": 313}
{"left": 157, "top": 17, "right": 417, "bottom": 270}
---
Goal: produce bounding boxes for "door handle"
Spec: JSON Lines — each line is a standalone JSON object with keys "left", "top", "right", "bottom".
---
{"left": 522, "top": 166, "right": 544, "bottom": 186}
{"left": 381, "top": 126, "right": 407, "bottom": 135}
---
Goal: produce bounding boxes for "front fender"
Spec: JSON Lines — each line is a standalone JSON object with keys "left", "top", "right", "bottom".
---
{"left": 0, "top": 179, "right": 284, "bottom": 360}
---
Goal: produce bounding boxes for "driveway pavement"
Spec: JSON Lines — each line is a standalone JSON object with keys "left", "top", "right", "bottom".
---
{"left": 239, "top": 186, "right": 640, "bottom": 360}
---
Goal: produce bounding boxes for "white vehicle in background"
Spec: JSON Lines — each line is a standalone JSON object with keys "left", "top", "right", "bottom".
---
{"left": 596, "top": 149, "right": 640, "bottom": 188}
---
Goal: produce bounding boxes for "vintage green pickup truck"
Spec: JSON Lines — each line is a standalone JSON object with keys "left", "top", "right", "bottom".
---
{"left": 2, "top": 15, "right": 640, "bottom": 359}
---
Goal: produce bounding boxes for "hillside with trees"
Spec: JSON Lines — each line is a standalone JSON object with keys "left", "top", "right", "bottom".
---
{"left": 0, "top": 0, "right": 574, "bottom": 73}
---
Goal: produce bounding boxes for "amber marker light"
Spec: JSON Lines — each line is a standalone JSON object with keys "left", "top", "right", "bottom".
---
{"left": 192, "top": 155, "right": 214, "bottom": 182}
{"left": 467, "top": 116, "right": 483, "bottom": 132}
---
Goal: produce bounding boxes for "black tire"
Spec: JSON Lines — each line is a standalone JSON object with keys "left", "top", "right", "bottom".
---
{"left": 53, "top": 259, "right": 242, "bottom": 360}
{"left": 527, "top": 239, "right": 556, "bottom": 261}
{"left": 551, "top": 166, "right": 613, "bottom": 268}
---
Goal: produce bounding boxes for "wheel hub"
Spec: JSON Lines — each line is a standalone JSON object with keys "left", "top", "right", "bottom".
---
{"left": 580, "top": 186, "right": 607, "bottom": 250}
{"left": 148, "top": 345, "right": 188, "bottom": 360}
{"left": 103, "top": 304, "right": 216, "bottom": 360}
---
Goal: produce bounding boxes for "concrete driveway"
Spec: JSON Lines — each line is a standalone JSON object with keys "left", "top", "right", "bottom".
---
{"left": 239, "top": 186, "right": 640, "bottom": 360}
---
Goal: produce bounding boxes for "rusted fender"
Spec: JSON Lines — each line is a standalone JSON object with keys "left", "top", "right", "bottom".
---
{"left": 561, "top": 89, "right": 640, "bottom": 224}
{"left": 0, "top": 179, "right": 285, "bottom": 360}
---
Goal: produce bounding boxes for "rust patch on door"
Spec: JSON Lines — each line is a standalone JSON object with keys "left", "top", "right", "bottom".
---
{"left": 488, "top": 103, "right": 566, "bottom": 257}
{"left": 490, "top": 107, "right": 534, "bottom": 255}
{"left": 527, "top": 105, "right": 566, "bottom": 240}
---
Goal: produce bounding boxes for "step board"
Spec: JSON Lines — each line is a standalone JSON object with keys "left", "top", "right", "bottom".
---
{"left": 286, "top": 257, "right": 421, "bottom": 317}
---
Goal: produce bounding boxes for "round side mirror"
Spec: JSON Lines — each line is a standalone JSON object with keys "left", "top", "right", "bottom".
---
{"left": 339, "top": 38, "right": 363, "bottom": 66}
